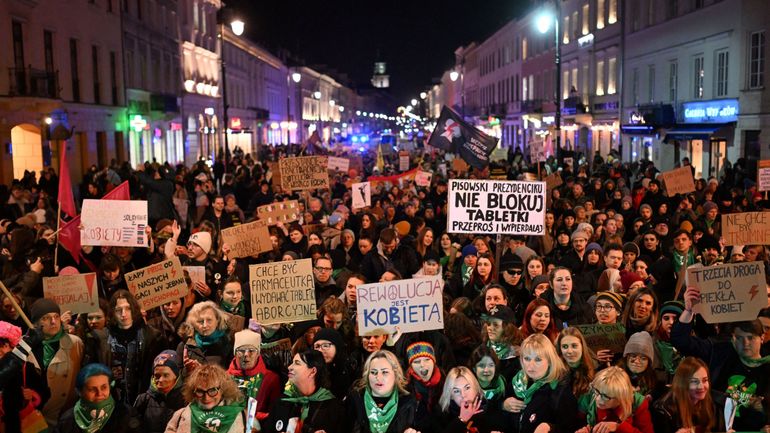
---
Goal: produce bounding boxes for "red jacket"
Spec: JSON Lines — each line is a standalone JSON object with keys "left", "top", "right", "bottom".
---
{"left": 227, "top": 355, "right": 281, "bottom": 420}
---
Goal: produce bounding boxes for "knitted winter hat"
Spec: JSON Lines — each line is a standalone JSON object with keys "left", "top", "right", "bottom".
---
{"left": 313, "top": 328, "right": 345, "bottom": 352}
{"left": 622, "top": 242, "right": 640, "bottom": 256}
{"left": 619, "top": 270, "right": 645, "bottom": 292}
{"left": 660, "top": 300, "right": 685, "bottom": 317}
{"left": 596, "top": 291, "right": 626, "bottom": 312}
{"left": 234, "top": 328, "right": 262, "bottom": 353}
{"left": 461, "top": 245, "right": 478, "bottom": 258}
{"left": 624, "top": 332, "right": 654, "bottom": 361}
{"left": 30, "top": 298, "right": 60, "bottom": 324}
{"left": 0, "top": 321, "right": 22, "bottom": 347}
{"left": 188, "top": 231, "right": 212, "bottom": 255}
{"left": 153, "top": 350, "right": 182, "bottom": 378}
{"left": 406, "top": 341, "right": 436, "bottom": 365}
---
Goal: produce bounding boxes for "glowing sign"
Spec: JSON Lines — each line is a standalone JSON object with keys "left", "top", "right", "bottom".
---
{"left": 682, "top": 99, "right": 738, "bottom": 123}
{"left": 230, "top": 117, "right": 242, "bottom": 130}
{"left": 129, "top": 115, "right": 147, "bottom": 132}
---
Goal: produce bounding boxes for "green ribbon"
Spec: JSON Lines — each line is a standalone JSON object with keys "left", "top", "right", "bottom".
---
{"left": 282, "top": 383, "right": 336, "bottom": 422}
{"left": 42, "top": 327, "right": 65, "bottom": 368}
{"left": 511, "top": 369, "right": 557, "bottom": 404}
{"left": 654, "top": 339, "right": 679, "bottom": 376}
{"left": 74, "top": 395, "right": 116, "bottom": 433}
{"left": 363, "top": 388, "right": 399, "bottom": 433}
{"left": 189, "top": 401, "right": 244, "bottom": 433}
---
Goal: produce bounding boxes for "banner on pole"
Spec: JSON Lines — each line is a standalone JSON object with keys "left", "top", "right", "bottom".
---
{"left": 125, "top": 257, "right": 188, "bottom": 311}
{"left": 356, "top": 275, "right": 444, "bottom": 335}
{"left": 279, "top": 156, "right": 330, "bottom": 191}
{"left": 43, "top": 273, "right": 99, "bottom": 315}
{"left": 758, "top": 160, "right": 770, "bottom": 192}
{"left": 447, "top": 180, "right": 546, "bottom": 235}
{"left": 249, "top": 258, "right": 316, "bottom": 325}
{"left": 688, "top": 261, "right": 767, "bottom": 323}
{"left": 81, "top": 199, "right": 148, "bottom": 247}
{"left": 221, "top": 220, "right": 272, "bottom": 258}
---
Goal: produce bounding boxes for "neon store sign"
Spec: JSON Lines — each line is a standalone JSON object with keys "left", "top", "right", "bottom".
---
{"left": 682, "top": 99, "right": 739, "bottom": 123}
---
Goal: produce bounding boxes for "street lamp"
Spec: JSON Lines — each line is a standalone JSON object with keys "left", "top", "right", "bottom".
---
{"left": 449, "top": 71, "right": 459, "bottom": 82}
{"left": 287, "top": 70, "right": 301, "bottom": 145}
{"left": 536, "top": 3, "right": 562, "bottom": 166}
{"left": 420, "top": 92, "right": 427, "bottom": 100}
{"left": 218, "top": 10, "right": 245, "bottom": 171}
{"left": 449, "top": 66, "right": 465, "bottom": 118}
{"left": 411, "top": 98, "right": 418, "bottom": 106}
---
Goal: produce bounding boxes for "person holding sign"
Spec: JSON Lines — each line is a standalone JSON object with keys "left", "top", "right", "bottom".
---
{"left": 165, "top": 221, "right": 216, "bottom": 302}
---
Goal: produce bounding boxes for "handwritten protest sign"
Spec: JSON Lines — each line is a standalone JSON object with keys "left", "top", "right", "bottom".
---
{"left": 256, "top": 200, "right": 299, "bottom": 225}
{"left": 415, "top": 171, "right": 433, "bottom": 187}
{"left": 43, "top": 273, "right": 99, "bottom": 315}
{"left": 261, "top": 338, "right": 293, "bottom": 367}
{"left": 352, "top": 182, "right": 371, "bottom": 209}
{"left": 125, "top": 257, "right": 188, "bottom": 311}
{"left": 327, "top": 156, "right": 350, "bottom": 173}
{"left": 759, "top": 160, "right": 770, "bottom": 192}
{"left": 184, "top": 266, "right": 205, "bottom": 287}
{"left": 529, "top": 138, "right": 545, "bottom": 163}
{"left": 721, "top": 212, "right": 770, "bottom": 246}
{"left": 399, "top": 152, "right": 410, "bottom": 172}
{"left": 660, "top": 166, "right": 696, "bottom": 196}
{"left": 221, "top": 220, "right": 272, "bottom": 258}
{"left": 447, "top": 180, "right": 546, "bottom": 235}
{"left": 279, "top": 156, "right": 329, "bottom": 191}
{"left": 575, "top": 323, "right": 627, "bottom": 354}
{"left": 81, "top": 199, "right": 148, "bottom": 247}
{"left": 688, "top": 261, "right": 767, "bottom": 323}
{"left": 356, "top": 275, "right": 444, "bottom": 335}
{"left": 249, "top": 258, "right": 316, "bottom": 325}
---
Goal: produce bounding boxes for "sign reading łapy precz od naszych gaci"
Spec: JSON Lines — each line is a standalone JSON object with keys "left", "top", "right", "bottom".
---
{"left": 356, "top": 275, "right": 444, "bottom": 336}
{"left": 124, "top": 257, "right": 188, "bottom": 311}
{"left": 688, "top": 261, "right": 767, "bottom": 324}
{"left": 447, "top": 180, "right": 546, "bottom": 235}
{"left": 249, "top": 258, "right": 316, "bottom": 325}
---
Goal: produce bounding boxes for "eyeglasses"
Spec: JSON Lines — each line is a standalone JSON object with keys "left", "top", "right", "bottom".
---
{"left": 193, "top": 387, "right": 221, "bottom": 398}
{"left": 506, "top": 269, "right": 523, "bottom": 275}
{"left": 627, "top": 354, "right": 649, "bottom": 363}
{"left": 595, "top": 304, "right": 615, "bottom": 312}
{"left": 591, "top": 387, "right": 613, "bottom": 401}
{"left": 235, "top": 348, "right": 258, "bottom": 356}
{"left": 314, "top": 266, "right": 332, "bottom": 272}
{"left": 313, "top": 342, "right": 333, "bottom": 350}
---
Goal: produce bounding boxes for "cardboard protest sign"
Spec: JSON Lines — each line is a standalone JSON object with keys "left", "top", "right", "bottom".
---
{"left": 660, "top": 166, "right": 696, "bottom": 196}
{"left": 279, "top": 156, "right": 329, "bottom": 191}
{"left": 125, "top": 257, "right": 188, "bottom": 310}
{"left": 688, "top": 261, "right": 767, "bottom": 323}
{"left": 184, "top": 266, "right": 205, "bottom": 287}
{"left": 221, "top": 220, "right": 272, "bottom": 258}
{"left": 81, "top": 199, "right": 148, "bottom": 247}
{"left": 249, "top": 258, "right": 316, "bottom": 325}
{"left": 529, "top": 138, "right": 545, "bottom": 163}
{"left": 43, "top": 273, "right": 99, "bottom": 315}
{"left": 759, "top": 160, "right": 770, "bottom": 192}
{"left": 261, "top": 338, "right": 293, "bottom": 367}
{"left": 575, "top": 323, "right": 627, "bottom": 354}
{"left": 489, "top": 167, "right": 507, "bottom": 180}
{"left": 721, "top": 212, "right": 770, "bottom": 246}
{"left": 256, "top": 200, "right": 299, "bottom": 225}
{"left": 327, "top": 156, "right": 350, "bottom": 173}
{"left": 399, "top": 152, "right": 410, "bottom": 172}
{"left": 352, "top": 182, "right": 371, "bottom": 209}
{"left": 447, "top": 180, "right": 546, "bottom": 235}
{"left": 302, "top": 224, "right": 324, "bottom": 236}
{"left": 415, "top": 171, "right": 433, "bottom": 187}
{"left": 356, "top": 275, "right": 444, "bottom": 335}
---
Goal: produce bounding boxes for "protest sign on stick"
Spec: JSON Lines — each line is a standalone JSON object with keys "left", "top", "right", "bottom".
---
{"left": 125, "top": 257, "right": 188, "bottom": 311}
{"left": 660, "top": 166, "right": 696, "bottom": 196}
{"left": 81, "top": 199, "right": 148, "bottom": 247}
{"left": 575, "top": 323, "right": 627, "bottom": 354}
{"left": 758, "top": 160, "right": 770, "bottom": 192}
{"left": 43, "top": 273, "right": 99, "bottom": 315}
{"left": 688, "top": 261, "right": 767, "bottom": 323}
{"left": 356, "top": 276, "right": 444, "bottom": 335}
{"left": 415, "top": 171, "right": 433, "bottom": 187}
{"left": 399, "top": 152, "right": 410, "bottom": 172}
{"left": 721, "top": 212, "right": 770, "bottom": 246}
{"left": 352, "top": 182, "right": 372, "bottom": 209}
{"left": 249, "top": 258, "right": 316, "bottom": 325}
{"left": 221, "top": 220, "right": 272, "bottom": 258}
{"left": 279, "top": 156, "right": 329, "bottom": 191}
{"left": 447, "top": 180, "right": 546, "bottom": 235}
{"left": 327, "top": 156, "right": 350, "bottom": 173}
{"left": 256, "top": 200, "right": 300, "bottom": 225}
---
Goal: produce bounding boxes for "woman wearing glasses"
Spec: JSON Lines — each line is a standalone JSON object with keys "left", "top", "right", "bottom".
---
{"left": 312, "top": 327, "right": 356, "bottom": 399}
{"left": 576, "top": 367, "right": 654, "bottom": 433}
{"left": 226, "top": 327, "right": 281, "bottom": 422}
{"left": 262, "top": 350, "right": 344, "bottom": 433}
{"left": 620, "top": 332, "right": 665, "bottom": 400}
{"left": 165, "top": 363, "right": 247, "bottom": 433}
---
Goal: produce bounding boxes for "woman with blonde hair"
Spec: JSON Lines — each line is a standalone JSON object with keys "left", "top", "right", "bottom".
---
{"left": 427, "top": 366, "right": 507, "bottom": 433}
{"left": 556, "top": 327, "right": 596, "bottom": 399}
{"left": 346, "top": 350, "right": 419, "bottom": 433}
{"left": 165, "top": 363, "right": 245, "bottom": 433}
{"left": 502, "top": 334, "right": 580, "bottom": 433}
{"left": 177, "top": 301, "right": 233, "bottom": 371}
{"left": 576, "top": 366, "right": 654, "bottom": 433}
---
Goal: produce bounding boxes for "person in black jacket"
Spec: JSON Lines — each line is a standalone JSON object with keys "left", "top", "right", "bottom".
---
{"left": 261, "top": 349, "right": 345, "bottom": 433}
{"left": 137, "top": 164, "right": 176, "bottom": 228}
{"left": 428, "top": 366, "right": 509, "bottom": 433}
{"left": 133, "top": 350, "right": 186, "bottom": 433}
{"left": 540, "top": 267, "right": 593, "bottom": 329}
{"left": 0, "top": 324, "right": 47, "bottom": 433}
{"left": 312, "top": 328, "right": 357, "bottom": 400}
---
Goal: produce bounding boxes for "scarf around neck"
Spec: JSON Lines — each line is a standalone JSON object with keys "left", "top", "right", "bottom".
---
{"left": 364, "top": 388, "right": 399, "bottom": 433}
{"left": 42, "top": 327, "right": 65, "bottom": 368}
{"left": 488, "top": 340, "right": 511, "bottom": 360}
{"left": 195, "top": 329, "right": 226, "bottom": 348}
{"left": 580, "top": 391, "right": 644, "bottom": 427}
{"left": 481, "top": 375, "right": 506, "bottom": 401}
{"left": 511, "top": 369, "right": 557, "bottom": 404}
{"left": 189, "top": 401, "right": 244, "bottom": 433}
{"left": 282, "top": 383, "right": 335, "bottom": 421}
{"left": 220, "top": 300, "right": 245, "bottom": 317}
{"left": 74, "top": 395, "right": 116, "bottom": 433}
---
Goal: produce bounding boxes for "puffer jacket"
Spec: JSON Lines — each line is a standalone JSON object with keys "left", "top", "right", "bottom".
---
{"left": 133, "top": 385, "right": 186, "bottom": 433}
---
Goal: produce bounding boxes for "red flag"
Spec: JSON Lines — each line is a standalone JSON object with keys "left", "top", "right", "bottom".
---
{"left": 57, "top": 141, "right": 77, "bottom": 219}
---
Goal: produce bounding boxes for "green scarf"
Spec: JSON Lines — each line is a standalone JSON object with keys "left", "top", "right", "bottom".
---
{"left": 511, "top": 369, "right": 557, "bottom": 404}
{"left": 74, "top": 396, "right": 116, "bottom": 433}
{"left": 282, "top": 383, "right": 336, "bottom": 422}
{"left": 189, "top": 401, "right": 244, "bottom": 433}
{"left": 42, "top": 327, "right": 65, "bottom": 368}
{"left": 654, "top": 339, "right": 679, "bottom": 375}
{"left": 461, "top": 263, "right": 473, "bottom": 285}
{"left": 487, "top": 341, "right": 511, "bottom": 360}
{"left": 220, "top": 300, "right": 245, "bottom": 317}
{"left": 733, "top": 339, "right": 770, "bottom": 368}
{"left": 195, "top": 329, "right": 226, "bottom": 348}
{"left": 363, "top": 389, "right": 399, "bottom": 433}
{"left": 481, "top": 376, "right": 506, "bottom": 401}
{"left": 672, "top": 249, "right": 695, "bottom": 273}
{"left": 579, "top": 391, "right": 644, "bottom": 426}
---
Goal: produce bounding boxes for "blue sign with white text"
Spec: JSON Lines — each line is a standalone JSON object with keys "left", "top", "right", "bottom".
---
{"left": 682, "top": 99, "right": 739, "bottom": 123}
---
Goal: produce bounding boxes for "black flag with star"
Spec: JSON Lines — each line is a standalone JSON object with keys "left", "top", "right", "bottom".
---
{"left": 427, "top": 106, "right": 499, "bottom": 169}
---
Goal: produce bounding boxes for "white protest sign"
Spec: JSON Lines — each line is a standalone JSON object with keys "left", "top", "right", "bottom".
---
{"left": 43, "top": 273, "right": 99, "bottom": 315}
{"left": 529, "top": 138, "right": 545, "bottom": 163}
{"left": 399, "top": 153, "right": 410, "bottom": 172}
{"left": 759, "top": 160, "right": 770, "bottom": 192}
{"left": 184, "top": 266, "right": 206, "bottom": 287}
{"left": 356, "top": 275, "right": 444, "bottom": 335}
{"left": 688, "top": 261, "right": 767, "bottom": 324}
{"left": 327, "top": 156, "right": 350, "bottom": 172}
{"left": 125, "top": 257, "right": 188, "bottom": 311}
{"left": 81, "top": 199, "right": 148, "bottom": 247}
{"left": 447, "top": 180, "right": 546, "bottom": 235}
{"left": 352, "top": 182, "right": 371, "bottom": 209}
{"left": 415, "top": 171, "right": 433, "bottom": 187}
{"left": 249, "top": 258, "right": 316, "bottom": 325}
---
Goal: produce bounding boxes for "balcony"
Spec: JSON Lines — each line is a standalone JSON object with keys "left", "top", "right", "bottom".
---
{"left": 521, "top": 99, "right": 544, "bottom": 113}
{"left": 8, "top": 67, "right": 59, "bottom": 99}
{"left": 562, "top": 95, "right": 587, "bottom": 115}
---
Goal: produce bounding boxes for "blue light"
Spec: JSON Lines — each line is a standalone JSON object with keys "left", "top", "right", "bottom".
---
{"left": 352, "top": 136, "right": 359, "bottom": 143}
{"left": 358, "top": 147, "right": 365, "bottom": 152}
{"left": 361, "top": 135, "right": 369, "bottom": 143}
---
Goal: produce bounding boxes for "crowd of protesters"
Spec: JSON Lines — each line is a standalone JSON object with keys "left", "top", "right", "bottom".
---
{"left": 0, "top": 141, "right": 767, "bottom": 433}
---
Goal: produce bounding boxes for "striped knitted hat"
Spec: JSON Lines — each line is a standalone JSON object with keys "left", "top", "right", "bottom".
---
{"left": 406, "top": 341, "right": 436, "bottom": 365}
{"left": 596, "top": 291, "right": 626, "bottom": 312}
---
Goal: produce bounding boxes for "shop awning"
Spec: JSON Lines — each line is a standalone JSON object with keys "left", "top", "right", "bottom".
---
{"left": 621, "top": 125, "right": 656, "bottom": 136}
{"left": 663, "top": 123, "right": 734, "bottom": 142}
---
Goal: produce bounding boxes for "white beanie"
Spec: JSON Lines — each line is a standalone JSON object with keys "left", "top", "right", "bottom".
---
{"left": 189, "top": 231, "right": 212, "bottom": 255}
{"left": 234, "top": 329, "right": 262, "bottom": 353}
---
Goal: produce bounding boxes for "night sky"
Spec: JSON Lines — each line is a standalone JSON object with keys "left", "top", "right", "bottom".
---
{"left": 226, "top": 0, "right": 530, "bottom": 104}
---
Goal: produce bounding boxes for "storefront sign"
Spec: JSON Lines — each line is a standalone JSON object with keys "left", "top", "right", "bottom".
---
{"left": 682, "top": 99, "right": 739, "bottom": 123}
{"left": 689, "top": 261, "right": 766, "bottom": 324}
{"left": 447, "top": 180, "right": 546, "bottom": 235}
{"left": 230, "top": 117, "right": 242, "bottom": 130}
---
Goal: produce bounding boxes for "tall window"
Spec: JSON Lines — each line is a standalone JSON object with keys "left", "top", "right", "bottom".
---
{"left": 607, "top": 56, "right": 617, "bottom": 94}
{"left": 608, "top": 0, "right": 617, "bottom": 24}
{"left": 693, "top": 55, "right": 704, "bottom": 99}
{"left": 563, "top": 16, "right": 570, "bottom": 44}
{"left": 92, "top": 45, "right": 101, "bottom": 104}
{"left": 597, "top": 0, "right": 605, "bottom": 29}
{"left": 694, "top": 0, "right": 704, "bottom": 9}
{"left": 749, "top": 31, "right": 765, "bottom": 88}
{"left": 12, "top": 21, "right": 24, "bottom": 69}
{"left": 70, "top": 39, "right": 80, "bottom": 102}
{"left": 632, "top": 68, "right": 639, "bottom": 104}
{"left": 522, "top": 37, "right": 528, "bottom": 60}
{"left": 582, "top": 4, "right": 590, "bottom": 35}
{"left": 44, "top": 31, "right": 54, "bottom": 73}
{"left": 648, "top": 0, "right": 655, "bottom": 26}
{"left": 136, "top": 0, "right": 142, "bottom": 20}
{"left": 528, "top": 75, "right": 534, "bottom": 100}
{"left": 716, "top": 50, "right": 729, "bottom": 97}
{"left": 582, "top": 63, "right": 589, "bottom": 98}
{"left": 110, "top": 51, "right": 118, "bottom": 105}
{"left": 563, "top": 70, "right": 570, "bottom": 99}
{"left": 648, "top": 65, "right": 655, "bottom": 102}
{"left": 572, "top": 11, "right": 579, "bottom": 38}
{"left": 596, "top": 59, "right": 605, "bottom": 96}
{"left": 669, "top": 61, "right": 678, "bottom": 102}
{"left": 522, "top": 76, "right": 528, "bottom": 100}
{"left": 571, "top": 66, "right": 578, "bottom": 95}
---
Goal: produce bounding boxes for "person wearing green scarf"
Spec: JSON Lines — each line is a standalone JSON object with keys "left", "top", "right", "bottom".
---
{"left": 262, "top": 350, "right": 344, "bottom": 433}
{"left": 470, "top": 345, "right": 510, "bottom": 427}
{"left": 182, "top": 301, "right": 233, "bottom": 371}
{"left": 432, "top": 366, "right": 508, "bottom": 433}
{"left": 55, "top": 363, "right": 141, "bottom": 433}
{"left": 134, "top": 350, "right": 186, "bottom": 433}
{"left": 481, "top": 304, "right": 520, "bottom": 379}
{"left": 576, "top": 367, "right": 652, "bottom": 433}
{"left": 219, "top": 279, "right": 246, "bottom": 318}
{"left": 556, "top": 327, "right": 597, "bottom": 400}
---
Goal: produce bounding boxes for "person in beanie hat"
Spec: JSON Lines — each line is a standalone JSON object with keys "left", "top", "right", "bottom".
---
{"left": 620, "top": 269, "right": 646, "bottom": 293}
{"left": 481, "top": 304, "right": 521, "bottom": 379}
{"left": 164, "top": 221, "right": 218, "bottom": 302}
{"left": 226, "top": 324, "right": 280, "bottom": 421}
{"left": 622, "top": 242, "right": 640, "bottom": 269}
{"left": 54, "top": 363, "right": 142, "bottom": 433}
{"left": 134, "top": 350, "right": 186, "bottom": 433}
{"left": 594, "top": 292, "right": 626, "bottom": 325}
{"left": 405, "top": 341, "right": 444, "bottom": 429}
{"left": 622, "top": 332, "right": 664, "bottom": 398}
{"left": 653, "top": 301, "right": 685, "bottom": 381}
{"left": 313, "top": 327, "right": 356, "bottom": 399}
{"left": 0, "top": 322, "right": 47, "bottom": 433}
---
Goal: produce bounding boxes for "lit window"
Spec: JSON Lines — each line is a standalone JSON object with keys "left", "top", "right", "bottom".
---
{"left": 596, "top": 59, "right": 605, "bottom": 96}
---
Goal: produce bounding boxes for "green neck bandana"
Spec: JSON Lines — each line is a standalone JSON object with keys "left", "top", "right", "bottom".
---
{"left": 282, "top": 383, "right": 336, "bottom": 421}
{"left": 654, "top": 339, "right": 679, "bottom": 375}
{"left": 220, "top": 300, "right": 245, "bottom": 317}
{"left": 580, "top": 391, "right": 644, "bottom": 426}
{"left": 733, "top": 338, "right": 770, "bottom": 368}
{"left": 511, "top": 369, "right": 557, "bottom": 404}
{"left": 487, "top": 341, "right": 511, "bottom": 360}
{"left": 462, "top": 263, "right": 473, "bottom": 285}
{"left": 74, "top": 395, "right": 116, "bottom": 433}
{"left": 481, "top": 376, "right": 506, "bottom": 401}
{"left": 42, "top": 327, "right": 65, "bottom": 368}
{"left": 363, "top": 388, "right": 399, "bottom": 433}
{"left": 673, "top": 249, "right": 695, "bottom": 272}
{"left": 189, "top": 401, "right": 244, "bottom": 433}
